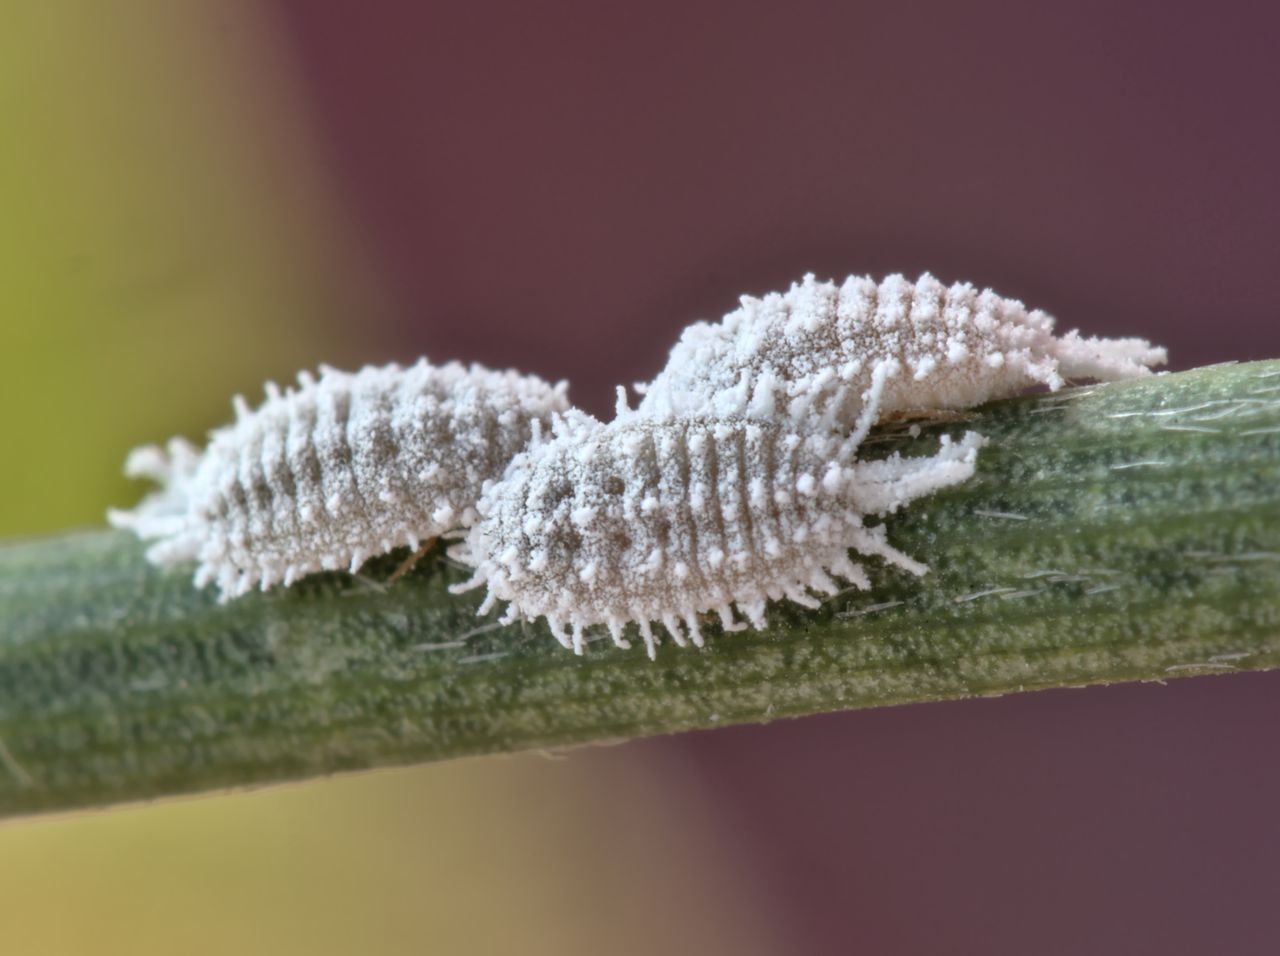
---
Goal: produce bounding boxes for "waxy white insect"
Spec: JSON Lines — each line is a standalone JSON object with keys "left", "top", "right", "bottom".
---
{"left": 109, "top": 359, "right": 570, "bottom": 600}
{"left": 637, "top": 272, "right": 1167, "bottom": 435}
{"left": 452, "top": 409, "right": 986, "bottom": 657}
{"left": 452, "top": 272, "right": 1165, "bottom": 655}
{"left": 111, "top": 271, "right": 1168, "bottom": 657}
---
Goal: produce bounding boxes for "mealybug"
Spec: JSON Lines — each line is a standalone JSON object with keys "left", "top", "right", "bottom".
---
{"left": 452, "top": 411, "right": 985, "bottom": 657}
{"left": 110, "top": 270, "right": 1170, "bottom": 659}
{"left": 109, "top": 359, "right": 570, "bottom": 599}
{"left": 636, "top": 273, "right": 1166, "bottom": 434}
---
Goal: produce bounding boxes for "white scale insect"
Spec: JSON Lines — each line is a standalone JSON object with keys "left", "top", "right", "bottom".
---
{"left": 110, "top": 359, "right": 570, "bottom": 599}
{"left": 451, "top": 410, "right": 986, "bottom": 657}
{"left": 112, "top": 273, "right": 1167, "bottom": 656}
{"left": 636, "top": 272, "right": 1166, "bottom": 432}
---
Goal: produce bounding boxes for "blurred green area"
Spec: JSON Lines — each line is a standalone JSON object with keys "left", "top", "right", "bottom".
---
{"left": 0, "top": 3, "right": 372, "bottom": 536}
{"left": 0, "top": 5, "right": 768, "bottom": 953}
{"left": 0, "top": 1, "right": 345, "bottom": 529}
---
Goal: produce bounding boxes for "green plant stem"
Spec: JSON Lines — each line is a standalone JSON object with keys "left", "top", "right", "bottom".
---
{"left": 3, "top": 361, "right": 1280, "bottom": 818}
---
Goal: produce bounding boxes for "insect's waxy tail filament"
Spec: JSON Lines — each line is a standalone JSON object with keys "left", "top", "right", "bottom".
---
{"left": 844, "top": 431, "right": 986, "bottom": 517}
{"left": 108, "top": 437, "right": 203, "bottom": 563}
{"left": 1051, "top": 332, "right": 1169, "bottom": 384}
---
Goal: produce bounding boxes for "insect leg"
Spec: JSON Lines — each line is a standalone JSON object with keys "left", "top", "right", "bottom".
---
{"left": 388, "top": 537, "right": 438, "bottom": 582}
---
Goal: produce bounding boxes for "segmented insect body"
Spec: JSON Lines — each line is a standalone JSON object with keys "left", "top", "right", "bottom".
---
{"left": 109, "top": 360, "right": 570, "bottom": 600}
{"left": 636, "top": 273, "right": 1167, "bottom": 434}
{"left": 453, "top": 412, "right": 985, "bottom": 657}
{"left": 110, "top": 270, "right": 1171, "bottom": 658}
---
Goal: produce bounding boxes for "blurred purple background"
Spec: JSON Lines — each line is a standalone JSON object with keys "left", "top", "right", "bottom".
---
{"left": 276, "top": 3, "right": 1280, "bottom": 951}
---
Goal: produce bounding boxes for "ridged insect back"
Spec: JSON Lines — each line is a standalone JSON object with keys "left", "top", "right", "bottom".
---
{"left": 637, "top": 272, "right": 1167, "bottom": 428}
{"left": 453, "top": 412, "right": 985, "bottom": 657}
{"left": 111, "top": 359, "right": 570, "bottom": 600}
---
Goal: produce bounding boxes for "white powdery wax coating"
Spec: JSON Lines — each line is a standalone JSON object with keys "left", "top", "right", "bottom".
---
{"left": 636, "top": 273, "right": 1167, "bottom": 430}
{"left": 109, "top": 359, "right": 570, "bottom": 600}
{"left": 106, "top": 269, "right": 1172, "bottom": 658}
{"left": 452, "top": 411, "right": 985, "bottom": 658}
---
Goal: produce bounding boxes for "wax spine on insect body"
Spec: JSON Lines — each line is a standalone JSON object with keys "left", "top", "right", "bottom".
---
{"left": 109, "top": 359, "right": 570, "bottom": 600}
{"left": 110, "top": 270, "right": 1169, "bottom": 656}
{"left": 635, "top": 273, "right": 1167, "bottom": 432}
{"left": 452, "top": 411, "right": 985, "bottom": 657}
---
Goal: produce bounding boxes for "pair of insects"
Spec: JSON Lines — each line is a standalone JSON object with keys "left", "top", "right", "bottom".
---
{"left": 112, "top": 273, "right": 1165, "bottom": 656}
